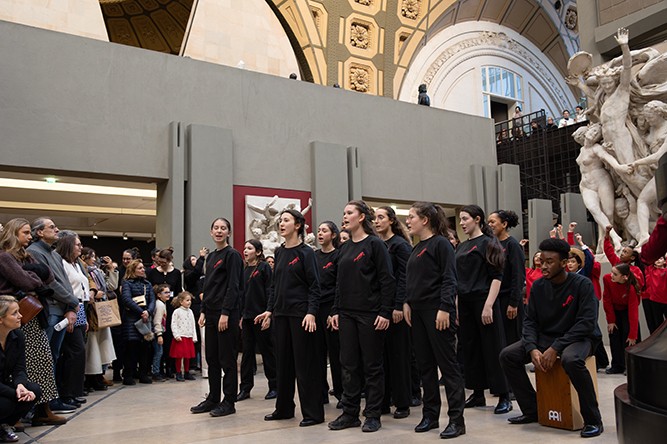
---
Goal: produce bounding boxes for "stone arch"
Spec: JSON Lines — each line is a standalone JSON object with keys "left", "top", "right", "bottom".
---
{"left": 394, "top": 0, "right": 578, "bottom": 100}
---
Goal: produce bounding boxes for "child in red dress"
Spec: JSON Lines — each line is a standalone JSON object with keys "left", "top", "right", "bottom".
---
{"left": 170, "top": 292, "right": 198, "bottom": 381}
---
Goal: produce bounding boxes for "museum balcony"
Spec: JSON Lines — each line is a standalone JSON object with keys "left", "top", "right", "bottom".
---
{"left": 495, "top": 110, "right": 587, "bottom": 227}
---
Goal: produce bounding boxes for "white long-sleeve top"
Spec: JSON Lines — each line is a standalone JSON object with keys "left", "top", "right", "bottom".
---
{"left": 153, "top": 299, "right": 167, "bottom": 336}
{"left": 62, "top": 260, "right": 90, "bottom": 302}
{"left": 171, "top": 306, "right": 197, "bottom": 341}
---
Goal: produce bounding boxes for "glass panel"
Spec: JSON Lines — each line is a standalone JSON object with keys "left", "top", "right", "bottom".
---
{"left": 516, "top": 75, "right": 522, "bottom": 100}
{"left": 482, "top": 94, "right": 489, "bottom": 117}
{"left": 489, "top": 67, "right": 501, "bottom": 95}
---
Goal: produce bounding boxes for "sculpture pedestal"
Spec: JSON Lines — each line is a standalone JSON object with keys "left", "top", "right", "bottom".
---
{"left": 615, "top": 383, "right": 667, "bottom": 444}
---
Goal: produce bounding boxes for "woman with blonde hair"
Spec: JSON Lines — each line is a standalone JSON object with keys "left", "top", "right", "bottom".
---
{"left": 0, "top": 219, "right": 64, "bottom": 426}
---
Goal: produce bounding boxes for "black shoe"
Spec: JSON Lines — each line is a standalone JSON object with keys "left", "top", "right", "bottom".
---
{"left": 190, "top": 399, "right": 216, "bottom": 414}
{"left": 264, "top": 411, "right": 294, "bottom": 421}
{"left": 415, "top": 417, "right": 439, "bottom": 433}
{"left": 122, "top": 378, "right": 136, "bottom": 386}
{"left": 440, "top": 422, "right": 466, "bottom": 439}
{"left": 300, "top": 418, "right": 323, "bottom": 427}
{"left": 410, "top": 396, "right": 423, "bottom": 407}
{"left": 184, "top": 373, "right": 196, "bottom": 381}
{"left": 73, "top": 397, "right": 87, "bottom": 404}
{"left": 508, "top": 414, "right": 537, "bottom": 424}
{"left": 464, "top": 393, "right": 486, "bottom": 408}
{"left": 152, "top": 374, "right": 166, "bottom": 382}
{"left": 605, "top": 367, "right": 624, "bottom": 375}
{"left": 49, "top": 399, "right": 77, "bottom": 413}
{"left": 176, "top": 374, "right": 185, "bottom": 382}
{"left": 580, "top": 423, "right": 603, "bottom": 438}
{"left": 210, "top": 403, "right": 236, "bottom": 417}
{"left": 61, "top": 397, "right": 82, "bottom": 408}
{"left": 237, "top": 390, "right": 250, "bottom": 401}
{"left": 362, "top": 417, "right": 381, "bottom": 432}
{"left": 264, "top": 390, "right": 277, "bottom": 400}
{"left": 394, "top": 408, "right": 410, "bottom": 419}
{"left": 139, "top": 376, "right": 152, "bottom": 384}
{"left": 0, "top": 424, "right": 18, "bottom": 443}
{"left": 328, "top": 413, "right": 361, "bottom": 430}
{"left": 494, "top": 399, "right": 513, "bottom": 414}
{"left": 336, "top": 400, "right": 343, "bottom": 409}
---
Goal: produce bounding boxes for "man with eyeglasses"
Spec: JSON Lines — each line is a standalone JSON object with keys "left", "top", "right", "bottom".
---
{"left": 27, "top": 217, "right": 80, "bottom": 414}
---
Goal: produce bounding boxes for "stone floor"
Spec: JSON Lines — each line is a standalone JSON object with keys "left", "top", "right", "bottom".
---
{"left": 19, "top": 361, "right": 621, "bottom": 444}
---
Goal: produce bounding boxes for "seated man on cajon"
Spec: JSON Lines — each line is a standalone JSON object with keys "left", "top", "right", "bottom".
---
{"left": 499, "top": 238, "right": 603, "bottom": 438}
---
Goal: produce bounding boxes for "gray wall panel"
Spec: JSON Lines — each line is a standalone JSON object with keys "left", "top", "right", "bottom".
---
{"left": 311, "top": 142, "right": 349, "bottom": 229}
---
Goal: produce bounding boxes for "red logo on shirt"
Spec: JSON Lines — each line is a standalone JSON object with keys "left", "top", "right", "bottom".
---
{"left": 289, "top": 257, "right": 300, "bottom": 266}
{"left": 354, "top": 252, "right": 365, "bottom": 262}
{"left": 469, "top": 245, "right": 478, "bottom": 252}
{"left": 323, "top": 262, "right": 334, "bottom": 269}
{"left": 562, "top": 295, "right": 574, "bottom": 307}
{"left": 417, "top": 247, "right": 427, "bottom": 257}
{"left": 251, "top": 270, "right": 260, "bottom": 278}
{"left": 213, "top": 259, "right": 223, "bottom": 268}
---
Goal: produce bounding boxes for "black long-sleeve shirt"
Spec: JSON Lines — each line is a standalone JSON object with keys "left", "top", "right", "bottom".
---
{"left": 499, "top": 236, "right": 526, "bottom": 307}
{"left": 333, "top": 235, "right": 396, "bottom": 319}
{"left": 385, "top": 235, "right": 411, "bottom": 310}
{"left": 267, "top": 243, "right": 321, "bottom": 317}
{"left": 146, "top": 267, "right": 183, "bottom": 295}
{"left": 406, "top": 235, "right": 457, "bottom": 315}
{"left": 242, "top": 261, "right": 272, "bottom": 320}
{"left": 455, "top": 235, "right": 503, "bottom": 299}
{"left": 202, "top": 246, "right": 243, "bottom": 317}
{"left": 523, "top": 272, "right": 602, "bottom": 354}
{"left": 315, "top": 249, "right": 339, "bottom": 306}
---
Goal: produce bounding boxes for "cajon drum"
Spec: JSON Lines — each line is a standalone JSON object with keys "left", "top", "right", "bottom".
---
{"left": 535, "top": 356, "right": 598, "bottom": 430}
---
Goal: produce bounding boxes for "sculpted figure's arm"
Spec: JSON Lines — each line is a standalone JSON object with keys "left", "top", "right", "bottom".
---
{"left": 566, "top": 75, "right": 595, "bottom": 100}
{"left": 632, "top": 139, "right": 667, "bottom": 168}
{"left": 617, "top": 28, "right": 632, "bottom": 88}
{"left": 594, "top": 143, "right": 628, "bottom": 174}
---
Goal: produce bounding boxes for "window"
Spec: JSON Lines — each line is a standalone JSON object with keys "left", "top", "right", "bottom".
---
{"left": 481, "top": 66, "right": 523, "bottom": 116}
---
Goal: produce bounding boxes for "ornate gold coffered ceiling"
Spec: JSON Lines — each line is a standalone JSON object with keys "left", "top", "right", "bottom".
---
{"left": 99, "top": 0, "right": 193, "bottom": 54}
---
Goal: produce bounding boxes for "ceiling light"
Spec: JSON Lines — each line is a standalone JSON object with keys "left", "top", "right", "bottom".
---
{"left": 0, "top": 178, "right": 156, "bottom": 198}
{"left": 92, "top": 232, "right": 98, "bottom": 240}
{"left": 122, "top": 233, "right": 128, "bottom": 240}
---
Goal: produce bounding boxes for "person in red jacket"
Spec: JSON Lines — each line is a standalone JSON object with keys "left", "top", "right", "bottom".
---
{"left": 602, "top": 263, "right": 640, "bottom": 374}
{"left": 643, "top": 255, "right": 667, "bottom": 333}
{"left": 566, "top": 223, "right": 602, "bottom": 299}
{"left": 524, "top": 250, "right": 542, "bottom": 304}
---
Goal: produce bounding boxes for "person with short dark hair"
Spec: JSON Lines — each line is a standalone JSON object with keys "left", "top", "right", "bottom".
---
{"left": 499, "top": 238, "right": 604, "bottom": 438}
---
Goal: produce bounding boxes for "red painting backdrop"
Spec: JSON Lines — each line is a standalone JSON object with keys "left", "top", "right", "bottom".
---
{"left": 232, "top": 185, "right": 312, "bottom": 252}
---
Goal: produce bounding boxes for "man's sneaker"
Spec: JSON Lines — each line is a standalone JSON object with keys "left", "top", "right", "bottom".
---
{"left": 210, "top": 403, "right": 236, "bottom": 417}
{"left": 362, "top": 417, "right": 381, "bottom": 432}
{"left": 328, "top": 413, "right": 361, "bottom": 430}
{"left": 49, "top": 399, "right": 77, "bottom": 414}
{"left": 190, "top": 399, "right": 217, "bottom": 414}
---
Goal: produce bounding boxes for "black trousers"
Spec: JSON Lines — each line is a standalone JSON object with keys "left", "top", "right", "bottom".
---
{"left": 273, "top": 316, "right": 324, "bottom": 422}
{"left": 123, "top": 339, "right": 151, "bottom": 380}
{"left": 316, "top": 301, "right": 342, "bottom": 399}
{"left": 458, "top": 297, "right": 508, "bottom": 393}
{"left": 411, "top": 308, "right": 465, "bottom": 424}
{"left": 649, "top": 300, "right": 667, "bottom": 333}
{"left": 240, "top": 318, "right": 277, "bottom": 392}
{"left": 410, "top": 345, "right": 422, "bottom": 400}
{"left": 0, "top": 381, "right": 41, "bottom": 424}
{"left": 339, "top": 311, "right": 386, "bottom": 418}
{"left": 609, "top": 308, "right": 640, "bottom": 371}
{"left": 498, "top": 292, "right": 523, "bottom": 347}
{"left": 382, "top": 318, "right": 411, "bottom": 410}
{"left": 204, "top": 311, "right": 239, "bottom": 406}
{"left": 500, "top": 340, "right": 602, "bottom": 425}
{"left": 58, "top": 325, "right": 86, "bottom": 398}
{"left": 593, "top": 342, "right": 609, "bottom": 369}
{"left": 110, "top": 325, "right": 124, "bottom": 379}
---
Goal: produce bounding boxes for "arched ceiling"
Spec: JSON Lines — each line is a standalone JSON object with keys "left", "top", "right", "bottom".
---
{"left": 99, "top": 0, "right": 194, "bottom": 54}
